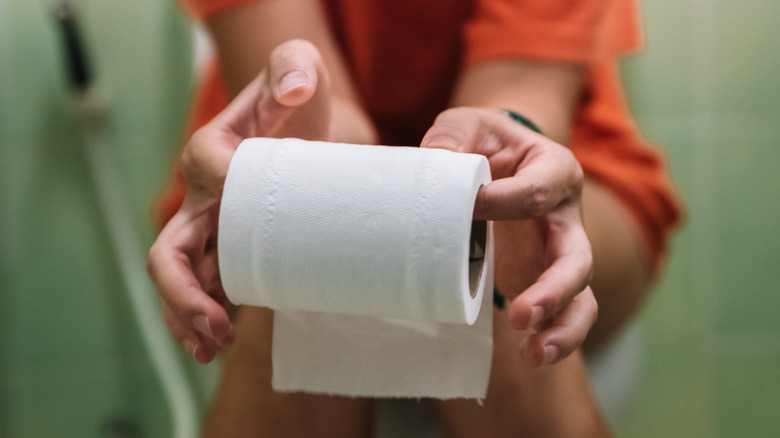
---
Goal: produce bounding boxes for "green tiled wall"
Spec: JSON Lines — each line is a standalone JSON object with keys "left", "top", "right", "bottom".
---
{"left": 1, "top": 0, "right": 778, "bottom": 436}
{"left": 0, "top": 0, "right": 196, "bottom": 436}
{"left": 616, "top": 0, "right": 780, "bottom": 437}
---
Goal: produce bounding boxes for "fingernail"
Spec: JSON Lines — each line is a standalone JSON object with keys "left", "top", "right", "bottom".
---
{"left": 193, "top": 315, "right": 213, "bottom": 338}
{"left": 279, "top": 70, "right": 308, "bottom": 95}
{"left": 543, "top": 345, "right": 560, "bottom": 364}
{"left": 529, "top": 306, "right": 545, "bottom": 329}
{"left": 182, "top": 338, "right": 198, "bottom": 358}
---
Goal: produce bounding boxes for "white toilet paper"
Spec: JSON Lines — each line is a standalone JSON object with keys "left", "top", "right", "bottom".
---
{"left": 218, "top": 138, "right": 494, "bottom": 398}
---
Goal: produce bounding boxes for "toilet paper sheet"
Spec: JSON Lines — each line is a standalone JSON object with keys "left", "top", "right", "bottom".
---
{"left": 218, "top": 138, "right": 494, "bottom": 399}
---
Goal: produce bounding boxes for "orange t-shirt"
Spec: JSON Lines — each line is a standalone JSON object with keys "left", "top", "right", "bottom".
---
{"left": 158, "top": 0, "right": 682, "bottom": 268}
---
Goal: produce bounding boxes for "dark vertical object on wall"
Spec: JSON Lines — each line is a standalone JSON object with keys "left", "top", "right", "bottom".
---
{"left": 54, "top": 1, "right": 92, "bottom": 91}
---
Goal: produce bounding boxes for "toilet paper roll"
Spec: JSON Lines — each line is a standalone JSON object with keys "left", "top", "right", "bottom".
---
{"left": 219, "top": 137, "right": 491, "bottom": 325}
{"left": 218, "top": 137, "right": 494, "bottom": 398}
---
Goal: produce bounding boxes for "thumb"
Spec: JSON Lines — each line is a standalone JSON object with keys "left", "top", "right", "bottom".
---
{"left": 269, "top": 39, "right": 323, "bottom": 107}
{"left": 419, "top": 107, "right": 481, "bottom": 153}
{"left": 211, "top": 39, "right": 326, "bottom": 134}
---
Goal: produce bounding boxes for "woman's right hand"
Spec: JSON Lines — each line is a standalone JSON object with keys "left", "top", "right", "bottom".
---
{"left": 147, "top": 39, "right": 337, "bottom": 363}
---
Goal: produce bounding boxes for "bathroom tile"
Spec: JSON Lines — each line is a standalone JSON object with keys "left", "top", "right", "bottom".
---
{"left": 711, "top": 0, "right": 780, "bottom": 113}
{"left": 0, "top": 0, "right": 66, "bottom": 138}
{"left": 75, "top": 0, "right": 193, "bottom": 234}
{"left": 3, "top": 352, "right": 123, "bottom": 437}
{"left": 1, "top": 1, "right": 191, "bottom": 436}
{"left": 622, "top": 0, "right": 696, "bottom": 116}
{"left": 632, "top": 113, "right": 695, "bottom": 195}
{"left": 0, "top": 382, "right": 10, "bottom": 438}
{"left": 112, "top": 130, "right": 184, "bottom": 235}
{"left": 129, "top": 371, "right": 176, "bottom": 438}
{"left": 711, "top": 114, "right": 780, "bottom": 335}
{"left": 628, "top": 113, "right": 701, "bottom": 337}
{"left": 712, "top": 353, "right": 780, "bottom": 438}
{"left": 614, "top": 341, "right": 711, "bottom": 438}
{"left": 641, "top": 229, "right": 699, "bottom": 338}
{"left": 1, "top": 159, "right": 122, "bottom": 360}
{"left": 3, "top": 346, "right": 171, "bottom": 437}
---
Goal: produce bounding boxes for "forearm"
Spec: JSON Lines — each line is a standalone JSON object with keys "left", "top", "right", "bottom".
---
{"left": 450, "top": 59, "right": 584, "bottom": 145}
{"left": 204, "top": 0, "right": 376, "bottom": 144}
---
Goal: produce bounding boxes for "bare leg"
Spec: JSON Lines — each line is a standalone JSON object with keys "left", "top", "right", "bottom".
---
{"left": 434, "top": 212, "right": 611, "bottom": 438}
{"left": 435, "top": 307, "right": 611, "bottom": 438}
{"left": 201, "top": 307, "right": 373, "bottom": 438}
{"left": 581, "top": 181, "right": 654, "bottom": 352}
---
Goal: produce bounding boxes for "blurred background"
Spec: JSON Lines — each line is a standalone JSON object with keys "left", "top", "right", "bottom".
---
{"left": 1, "top": 0, "right": 778, "bottom": 436}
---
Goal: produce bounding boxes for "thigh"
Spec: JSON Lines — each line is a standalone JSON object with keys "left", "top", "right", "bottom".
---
{"left": 201, "top": 307, "right": 373, "bottom": 438}
{"left": 435, "top": 306, "right": 612, "bottom": 438}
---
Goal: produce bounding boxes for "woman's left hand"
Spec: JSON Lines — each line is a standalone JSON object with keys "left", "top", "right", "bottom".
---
{"left": 421, "top": 107, "right": 597, "bottom": 367}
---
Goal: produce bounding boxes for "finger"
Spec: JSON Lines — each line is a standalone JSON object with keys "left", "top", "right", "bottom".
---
{"left": 508, "top": 203, "right": 593, "bottom": 331}
{"left": 211, "top": 71, "right": 267, "bottom": 130}
{"left": 420, "top": 107, "right": 484, "bottom": 153}
{"left": 420, "top": 108, "right": 584, "bottom": 221}
{"left": 268, "top": 39, "right": 322, "bottom": 106}
{"left": 161, "top": 301, "right": 219, "bottom": 363}
{"left": 148, "top": 240, "right": 233, "bottom": 345}
{"left": 265, "top": 39, "right": 331, "bottom": 139}
{"left": 149, "top": 242, "right": 234, "bottom": 348}
{"left": 209, "top": 39, "right": 325, "bottom": 138}
{"left": 522, "top": 286, "right": 598, "bottom": 366}
{"left": 473, "top": 145, "right": 583, "bottom": 221}
{"left": 421, "top": 107, "right": 546, "bottom": 156}
{"left": 198, "top": 236, "right": 229, "bottom": 305}
{"left": 147, "top": 216, "right": 234, "bottom": 347}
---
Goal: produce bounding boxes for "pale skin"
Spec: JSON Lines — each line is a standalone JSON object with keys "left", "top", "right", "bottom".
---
{"left": 147, "top": 0, "right": 654, "bottom": 436}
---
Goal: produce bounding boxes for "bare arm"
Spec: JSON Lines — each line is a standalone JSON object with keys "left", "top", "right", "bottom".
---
{"left": 451, "top": 59, "right": 584, "bottom": 145}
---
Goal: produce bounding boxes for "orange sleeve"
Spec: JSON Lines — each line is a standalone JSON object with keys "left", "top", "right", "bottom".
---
{"left": 180, "top": 0, "right": 261, "bottom": 19}
{"left": 464, "top": 0, "right": 643, "bottom": 64}
{"left": 571, "top": 63, "right": 683, "bottom": 271}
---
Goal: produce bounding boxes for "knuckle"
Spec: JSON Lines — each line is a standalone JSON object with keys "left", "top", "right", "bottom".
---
{"left": 590, "top": 293, "right": 599, "bottom": 323}
{"left": 180, "top": 131, "right": 205, "bottom": 172}
{"left": 566, "top": 152, "right": 585, "bottom": 196}
{"left": 583, "top": 254, "right": 594, "bottom": 284}
{"left": 146, "top": 244, "right": 161, "bottom": 278}
{"left": 187, "top": 127, "right": 209, "bottom": 153}
{"left": 577, "top": 288, "right": 599, "bottom": 328}
{"left": 571, "top": 162, "right": 585, "bottom": 194}
{"left": 525, "top": 182, "right": 552, "bottom": 217}
{"left": 577, "top": 234, "right": 595, "bottom": 284}
{"left": 588, "top": 291, "right": 598, "bottom": 315}
{"left": 575, "top": 249, "right": 594, "bottom": 283}
{"left": 171, "top": 287, "right": 201, "bottom": 319}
